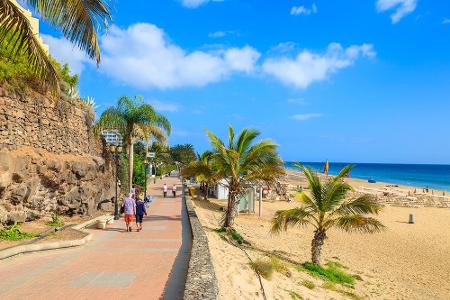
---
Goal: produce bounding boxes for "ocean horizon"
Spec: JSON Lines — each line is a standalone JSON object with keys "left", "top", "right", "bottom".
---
{"left": 285, "top": 161, "right": 450, "bottom": 192}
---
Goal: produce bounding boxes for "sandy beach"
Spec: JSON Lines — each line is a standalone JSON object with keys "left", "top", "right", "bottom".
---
{"left": 190, "top": 172, "right": 450, "bottom": 300}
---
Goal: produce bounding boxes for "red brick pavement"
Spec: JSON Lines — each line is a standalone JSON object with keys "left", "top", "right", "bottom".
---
{"left": 0, "top": 177, "right": 188, "bottom": 300}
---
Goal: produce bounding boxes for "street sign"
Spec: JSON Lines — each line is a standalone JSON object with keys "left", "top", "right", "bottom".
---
{"left": 147, "top": 152, "right": 155, "bottom": 158}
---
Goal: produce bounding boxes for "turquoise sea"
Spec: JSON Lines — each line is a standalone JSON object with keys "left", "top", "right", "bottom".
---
{"left": 285, "top": 162, "right": 450, "bottom": 192}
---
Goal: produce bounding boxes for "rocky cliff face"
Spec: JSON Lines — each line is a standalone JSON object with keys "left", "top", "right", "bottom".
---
{"left": 0, "top": 87, "right": 115, "bottom": 224}
{"left": 0, "top": 148, "right": 115, "bottom": 223}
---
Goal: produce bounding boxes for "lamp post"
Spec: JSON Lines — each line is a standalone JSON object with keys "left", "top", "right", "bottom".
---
{"left": 153, "top": 160, "right": 156, "bottom": 184}
{"left": 110, "top": 144, "right": 122, "bottom": 220}
{"left": 147, "top": 152, "right": 156, "bottom": 184}
{"left": 144, "top": 159, "right": 149, "bottom": 200}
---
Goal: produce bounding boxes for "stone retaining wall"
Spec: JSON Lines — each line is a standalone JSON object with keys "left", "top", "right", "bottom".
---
{"left": 0, "top": 87, "right": 96, "bottom": 155}
{"left": 183, "top": 186, "right": 218, "bottom": 300}
{"left": 0, "top": 87, "right": 115, "bottom": 224}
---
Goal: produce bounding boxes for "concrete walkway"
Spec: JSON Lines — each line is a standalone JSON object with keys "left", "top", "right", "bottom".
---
{"left": 0, "top": 177, "right": 191, "bottom": 300}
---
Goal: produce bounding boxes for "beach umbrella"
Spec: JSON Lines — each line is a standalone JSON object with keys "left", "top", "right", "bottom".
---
{"left": 323, "top": 160, "right": 329, "bottom": 175}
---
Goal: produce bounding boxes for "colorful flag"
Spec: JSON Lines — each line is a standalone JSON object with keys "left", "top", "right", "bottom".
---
{"left": 324, "top": 160, "right": 329, "bottom": 175}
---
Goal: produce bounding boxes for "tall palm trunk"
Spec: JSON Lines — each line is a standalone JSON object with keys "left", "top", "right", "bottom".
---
{"left": 311, "top": 229, "right": 327, "bottom": 264}
{"left": 127, "top": 141, "right": 134, "bottom": 193}
{"left": 204, "top": 182, "right": 209, "bottom": 200}
{"left": 224, "top": 191, "right": 237, "bottom": 228}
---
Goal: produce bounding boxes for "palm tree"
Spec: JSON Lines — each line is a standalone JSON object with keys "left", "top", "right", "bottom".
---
{"left": 96, "top": 96, "right": 171, "bottom": 193}
{"left": 182, "top": 151, "right": 220, "bottom": 200}
{"left": 0, "top": 0, "right": 111, "bottom": 90}
{"left": 271, "top": 164, "right": 385, "bottom": 265}
{"left": 207, "top": 126, "right": 285, "bottom": 228}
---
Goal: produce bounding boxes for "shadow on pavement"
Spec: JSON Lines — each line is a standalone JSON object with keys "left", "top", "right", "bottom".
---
{"left": 144, "top": 215, "right": 182, "bottom": 222}
{"left": 161, "top": 196, "right": 192, "bottom": 300}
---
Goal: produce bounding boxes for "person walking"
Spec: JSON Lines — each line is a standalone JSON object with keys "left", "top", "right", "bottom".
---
{"left": 172, "top": 184, "right": 177, "bottom": 197}
{"left": 135, "top": 195, "right": 147, "bottom": 232}
{"left": 122, "top": 193, "right": 136, "bottom": 232}
{"left": 163, "top": 183, "right": 168, "bottom": 198}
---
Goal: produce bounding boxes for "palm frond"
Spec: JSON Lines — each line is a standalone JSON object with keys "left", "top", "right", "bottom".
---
{"left": 332, "top": 194, "right": 383, "bottom": 216}
{"left": 243, "top": 139, "right": 278, "bottom": 168}
{"left": 236, "top": 128, "right": 260, "bottom": 154}
{"left": 227, "top": 125, "right": 235, "bottom": 149}
{"left": 331, "top": 164, "right": 354, "bottom": 183}
{"left": 117, "top": 95, "right": 135, "bottom": 114}
{"left": 321, "top": 179, "right": 353, "bottom": 211}
{"left": 181, "top": 161, "right": 211, "bottom": 178}
{"left": 271, "top": 208, "right": 313, "bottom": 234}
{"left": 207, "top": 130, "right": 230, "bottom": 168}
{"left": 297, "top": 191, "right": 319, "bottom": 211}
{"left": 135, "top": 124, "right": 167, "bottom": 145}
{"left": 244, "top": 161, "right": 285, "bottom": 183}
{"left": 0, "top": 0, "right": 58, "bottom": 90}
{"left": 295, "top": 163, "right": 323, "bottom": 211}
{"left": 95, "top": 107, "right": 127, "bottom": 137}
{"left": 334, "top": 215, "right": 386, "bottom": 233}
{"left": 199, "top": 150, "right": 213, "bottom": 162}
{"left": 155, "top": 114, "right": 171, "bottom": 135}
{"left": 25, "top": 0, "right": 111, "bottom": 63}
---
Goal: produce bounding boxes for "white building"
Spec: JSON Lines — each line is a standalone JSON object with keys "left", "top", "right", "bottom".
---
{"left": 211, "top": 179, "right": 229, "bottom": 199}
{"left": 101, "top": 130, "right": 123, "bottom": 145}
{"left": 210, "top": 179, "right": 256, "bottom": 213}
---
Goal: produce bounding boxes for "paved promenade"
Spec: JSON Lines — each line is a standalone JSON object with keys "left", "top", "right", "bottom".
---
{"left": 0, "top": 177, "right": 190, "bottom": 300}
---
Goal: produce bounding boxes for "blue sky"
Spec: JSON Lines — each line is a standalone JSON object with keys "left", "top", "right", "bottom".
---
{"left": 37, "top": 0, "right": 450, "bottom": 164}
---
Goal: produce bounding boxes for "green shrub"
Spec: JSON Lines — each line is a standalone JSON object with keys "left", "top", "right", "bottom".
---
{"left": 60, "top": 64, "right": 79, "bottom": 89}
{"left": 249, "top": 259, "right": 274, "bottom": 279}
{"left": 0, "top": 33, "right": 79, "bottom": 96}
{"left": 0, "top": 223, "right": 39, "bottom": 241}
{"left": 213, "top": 227, "right": 226, "bottom": 233}
{"left": 301, "top": 279, "right": 315, "bottom": 289}
{"left": 288, "top": 290, "right": 304, "bottom": 300}
{"left": 322, "top": 282, "right": 336, "bottom": 290}
{"left": 322, "top": 282, "right": 363, "bottom": 300}
{"left": 214, "top": 227, "right": 249, "bottom": 245}
{"left": 269, "top": 255, "right": 291, "bottom": 277}
{"left": 46, "top": 213, "right": 64, "bottom": 228}
{"left": 326, "top": 260, "right": 348, "bottom": 270}
{"left": 299, "top": 262, "right": 355, "bottom": 286}
{"left": 230, "top": 229, "right": 245, "bottom": 244}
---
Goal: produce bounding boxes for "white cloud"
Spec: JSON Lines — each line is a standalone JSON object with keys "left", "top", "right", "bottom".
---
{"left": 147, "top": 100, "right": 180, "bottom": 112}
{"left": 262, "top": 43, "right": 375, "bottom": 89}
{"left": 376, "top": 0, "right": 417, "bottom": 23}
{"left": 208, "top": 31, "right": 227, "bottom": 38}
{"left": 208, "top": 30, "right": 239, "bottom": 38}
{"left": 291, "top": 3, "right": 317, "bottom": 16}
{"left": 224, "top": 46, "right": 261, "bottom": 73}
{"left": 100, "top": 23, "right": 260, "bottom": 89}
{"left": 270, "top": 42, "right": 298, "bottom": 54}
{"left": 41, "top": 34, "right": 90, "bottom": 75}
{"left": 290, "top": 113, "right": 323, "bottom": 121}
{"left": 180, "top": 0, "right": 223, "bottom": 8}
{"left": 42, "top": 24, "right": 374, "bottom": 92}
{"left": 443, "top": 18, "right": 450, "bottom": 24}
